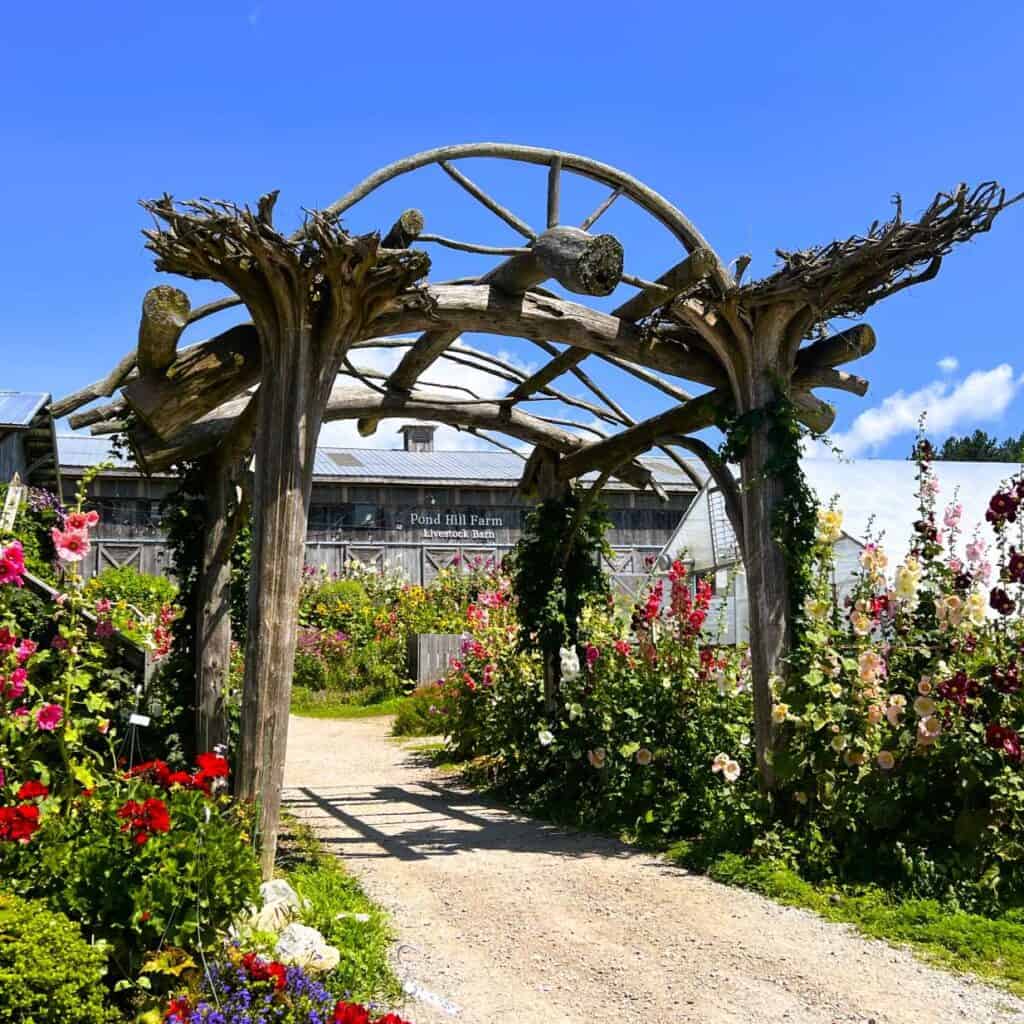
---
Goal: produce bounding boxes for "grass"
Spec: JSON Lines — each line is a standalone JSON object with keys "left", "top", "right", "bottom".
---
{"left": 668, "top": 844, "right": 1024, "bottom": 997}
{"left": 290, "top": 689, "right": 410, "bottom": 719}
{"left": 276, "top": 815, "right": 402, "bottom": 1004}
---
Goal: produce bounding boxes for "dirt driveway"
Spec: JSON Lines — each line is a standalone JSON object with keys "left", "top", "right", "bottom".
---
{"left": 283, "top": 714, "right": 1024, "bottom": 1024}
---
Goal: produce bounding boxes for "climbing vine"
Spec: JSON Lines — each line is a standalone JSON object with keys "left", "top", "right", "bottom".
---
{"left": 509, "top": 489, "right": 612, "bottom": 670}
{"left": 718, "top": 392, "right": 821, "bottom": 676}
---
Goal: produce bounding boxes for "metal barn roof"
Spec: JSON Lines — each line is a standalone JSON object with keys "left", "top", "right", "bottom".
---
{"left": 57, "top": 434, "right": 706, "bottom": 488}
{"left": 0, "top": 391, "right": 49, "bottom": 429}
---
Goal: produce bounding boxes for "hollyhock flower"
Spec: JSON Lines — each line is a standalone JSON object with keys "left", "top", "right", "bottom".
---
{"left": 35, "top": 703, "right": 63, "bottom": 731}
{"left": 1009, "top": 548, "right": 1024, "bottom": 584}
{"left": 538, "top": 729, "right": 554, "bottom": 747}
{"left": 816, "top": 508, "right": 843, "bottom": 544}
{"left": 559, "top": 646, "right": 581, "bottom": 681}
{"left": 51, "top": 527, "right": 90, "bottom": 562}
{"left": 885, "top": 705, "right": 903, "bottom": 727}
{"left": 966, "top": 537, "right": 987, "bottom": 563}
{"left": 986, "top": 722, "right": 1023, "bottom": 762}
{"left": 987, "top": 489, "right": 1019, "bottom": 528}
{"left": 587, "top": 747, "right": 606, "bottom": 769}
{"left": 867, "top": 705, "right": 884, "bottom": 725}
{"left": 858, "top": 650, "right": 884, "bottom": 683}
{"left": 636, "top": 747, "right": 653, "bottom": 766}
{"left": 991, "top": 664, "right": 1021, "bottom": 694}
{"left": 850, "top": 611, "right": 872, "bottom": 637}
{"left": 965, "top": 590, "right": 987, "bottom": 627}
{"left": 990, "top": 587, "right": 1016, "bottom": 617}
{"left": 876, "top": 750, "right": 895, "bottom": 771}
{"left": 722, "top": 759, "right": 741, "bottom": 782}
{"left": 4, "top": 669, "right": 27, "bottom": 700}
{"left": 917, "top": 716, "right": 942, "bottom": 746}
{"left": 15, "top": 638, "right": 36, "bottom": 663}
{"left": 917, "top": 677, "right": 932, "bottom": 695}
{"left": 914, "top": 696, "right": 936, "bottom": 717}
{"left": 0, "top": 541, "right": 26, "bottom": 586}
{"left": 943, "top": 503, "right": 963, "bottom": 528}
{"left": 771, "top": 703, "right": 789, "bottom": 725}
{"left": 894, "top": 558, "right": 921, "bottom": 601}
{"left": 585, "top": 644, "right": 600, "bottom": 670}
{"left": 711, "top": 752, "right": 730, "bottom": 774}
{"left": 936, "top": 594, "right": 964, "bottom": 630}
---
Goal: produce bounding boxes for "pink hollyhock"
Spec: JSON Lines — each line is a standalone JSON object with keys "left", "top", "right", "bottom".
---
{"left": 0, "top": 541, "right": 26, "bottom": 586}
{"left": 95, "top": 598, "right": 112, "bottom": 614}
{"left": 15, "top": 639, "right": 37, "bottom": 663}
{"left": 35, "top": 703, "right": 63, "bottom": 731}
{"left": 52, "top": 527, "right": 90, "bottom": 563}
{"left": 5, "top": 667, "right": 27, "bottom": 699}
{"left": 64, "top": 509, "right": 99, "bottom": 530}
{"left": 12, "top": 706, "right": 28, "bottom": 718}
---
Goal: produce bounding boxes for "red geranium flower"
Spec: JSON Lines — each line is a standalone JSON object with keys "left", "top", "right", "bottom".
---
{"left": 15, "top": 780, "right": 48, "bottom": 801}
{"left": 164, "top": 996, "right": 191, "bottom": 1022}
{"left": 241, "top": 951, "right": 288, "bottom": 990}
{"left": 195, "top": 752, "right": 230, "bottom": 779}
{"left": 332, "top": 1003, "right": 372, "bottom": 1024}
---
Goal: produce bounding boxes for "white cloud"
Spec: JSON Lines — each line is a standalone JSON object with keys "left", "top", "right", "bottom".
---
{"left": 937, "top": 356, "right": 959, "bottom": 373}
{"left": 317, "top": 343, "right": 534, "bottom": 451}
{"left": 823, "top": 363, "right": 1022, "bottom": 457}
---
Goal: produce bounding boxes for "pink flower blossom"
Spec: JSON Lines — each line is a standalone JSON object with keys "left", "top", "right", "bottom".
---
{"left": 12, "top": 706, "right": 28, "bottom": 718}
{"left": 4, "top": 667, "right": 27, "bottom": 699}
{"left": 966, "top": 538, "right": 987, "bottom": 563}
{"left": 15, "top": 639, "right": 37, "bottom": 663}
{"left": 0, "top": 541, "right": 26, "bottom": 587}
{"left": 95, "top": 598, "right": 112, "bottom": 615}
{"left": 585, "top": 644, "right": 600, "bottom": 669}
{"left": 943, "top": 503, "right": 963, "bottom": 528}
{"left": 35, "top": 703, "right": 63, "bottom": 731}
{"left": 52, "top": 527, "right": 90, "bottom": 563}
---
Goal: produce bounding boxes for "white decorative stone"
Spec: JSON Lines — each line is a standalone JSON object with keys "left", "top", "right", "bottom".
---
{"left": 276, "top": 922, "right": 341, "bottom": 972}
{"left": 250, "top": 879, "right": 302, "bottom": 932}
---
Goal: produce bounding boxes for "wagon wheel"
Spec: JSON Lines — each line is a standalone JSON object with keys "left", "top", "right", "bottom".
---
{"left": 328, "top": 144, "right": 731, "bottom": 473}
{"left": 328, "top": 142, "right": 731, "bottom": 297}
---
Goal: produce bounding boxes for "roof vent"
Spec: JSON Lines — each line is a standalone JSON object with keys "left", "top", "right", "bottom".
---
{"left": 398, "top": 424, "right": 436, "bottom": 452}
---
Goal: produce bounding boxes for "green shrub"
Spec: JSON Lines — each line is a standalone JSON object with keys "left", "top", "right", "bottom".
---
{"left": 392, "top": 683, "right": 447, "bottom": 737}
{"left": 0, "top": 890, "right": 111, "bottom": 1024}
{"left": 85, "top": 564, "right": 178, "bottom": 616}
{"left": 0, "top": 767, "right": 261, "bottom": 978}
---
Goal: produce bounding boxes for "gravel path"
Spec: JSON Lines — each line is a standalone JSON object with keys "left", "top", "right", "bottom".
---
{"left": 283, "top": 715, "right": 1024, "bottom": 1024}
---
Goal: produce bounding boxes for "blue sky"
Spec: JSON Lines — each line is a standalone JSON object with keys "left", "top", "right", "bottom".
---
{"left": 1, "top": 1, "right": 1021, "bottom": 458}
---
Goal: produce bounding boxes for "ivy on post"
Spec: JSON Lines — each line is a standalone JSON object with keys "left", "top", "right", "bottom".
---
{"left": 140, "top": 193, "right": 430, "bottom": 875}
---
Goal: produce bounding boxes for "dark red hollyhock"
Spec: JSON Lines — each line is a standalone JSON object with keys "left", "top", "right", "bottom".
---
{"left": 1009, "top": 547, "right": 1024, "bottom": 584}
{"left": 986, "top": 722, "right": 1023, "bottom": 763}
{"left": 914, "top": 519, "right": 939, "bottom": 542}
{"left": 991, "top": 587, "right": 1017, "bottom": 617}
{"left": 987, "top": 490, "right": 1020, "bottom": 528}
{"left": 992, "top": 663, "right": 1021, "bottom": 694}
{"left": 333, "top": 1003, "right": 372, "bottom": 1024}
{"left": 15, "top": 780, "right": 48, "bottom": 801}
{"left": 937, "top": 670, "right": 979, "bottom": 708}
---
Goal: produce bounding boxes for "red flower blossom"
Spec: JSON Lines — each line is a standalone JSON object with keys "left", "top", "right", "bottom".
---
{"left": 15, "top": 780, "right": 48, "bottom": 801}
{"left": 0, "top": 803, "right": 40, "bottom": 842}
{"left": 241, "top": 951, "right": 287, "bottom": 990}
{"left": 986, "top": 722, "right": 1023, "bottom": 762}
{"left": 126, "top": 759, "right": 172, "bottom": 786}
{"left": 164, "top": 996, "right": 191, "bottom": 1022}
{"left": 332, "top": 1003, "right": 372, "bottom": 1024}
{"left": 117, "top": 796, "right": 171, "bottom": 845}
{"left": 1009, "top": 547, "right": 1024, "bottom": 584}
{"left": 376, "top": 1016, "right": 414, "bottom": 1024}
{"left": 990, "top": 587, "right": 1016, "bottom": 617}
{"left": 195, "top": 752, "right": 230, "bottom": 779}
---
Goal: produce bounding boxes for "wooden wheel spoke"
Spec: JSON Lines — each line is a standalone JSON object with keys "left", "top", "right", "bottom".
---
{"left": 579, "top": 187, "right": 622, "bottom": 230}
{"left": 438, "top": 160, "right": 537, "bottom": 240}
{"left": 546, "top": 156, "right": 562, "bottom": 229}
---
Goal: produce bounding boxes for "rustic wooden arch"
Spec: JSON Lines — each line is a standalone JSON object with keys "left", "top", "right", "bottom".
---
{"left": 52, "top": 147, "right": 1020, "bottom": 874}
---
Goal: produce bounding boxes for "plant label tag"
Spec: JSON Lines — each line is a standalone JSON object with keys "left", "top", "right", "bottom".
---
{"left": 129, "top": 713, "right": 151, "bottom": 727}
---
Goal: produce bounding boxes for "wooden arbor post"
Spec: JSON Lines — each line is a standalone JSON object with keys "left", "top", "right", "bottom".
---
{"left": 142, "top": 194, "right": 429, "bottom": 875}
